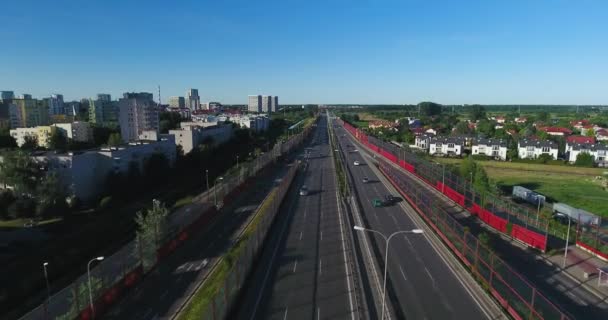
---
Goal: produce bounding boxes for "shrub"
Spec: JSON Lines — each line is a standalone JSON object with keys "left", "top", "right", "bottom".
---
{"left": 472, "top": 154, "right": 491, "bottom": 161}
{"left": 98, "top": 196, "right": 113, "bottom": 210}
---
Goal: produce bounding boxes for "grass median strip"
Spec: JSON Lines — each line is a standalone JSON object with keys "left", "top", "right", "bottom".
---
{"left": 176, "top": 188, "right": 280, "bottom": 319}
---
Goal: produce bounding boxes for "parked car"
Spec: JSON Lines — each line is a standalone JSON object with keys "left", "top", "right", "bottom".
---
{"left": 353, "top": 161, "right": 360, "bottom": 166}
{"left": 299, "top": 186, "right": 309, "bottom": 196}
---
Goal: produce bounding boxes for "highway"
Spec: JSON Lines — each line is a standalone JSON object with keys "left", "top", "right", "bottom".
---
{"left": 235, "top": 114, "right": 358, "bottom": 320}
{"left": 104, "top": 160, "right": 291, "bottom": 319}
{"left": 334, "top": 124, "right": 490, "bottom": 320}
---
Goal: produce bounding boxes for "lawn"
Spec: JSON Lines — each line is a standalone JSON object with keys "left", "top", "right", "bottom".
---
{"left": 435, "top": 158, "right": 608, "bottom": 217}
{"left": 0, "top": 217, "right": 63, "bottom": 228}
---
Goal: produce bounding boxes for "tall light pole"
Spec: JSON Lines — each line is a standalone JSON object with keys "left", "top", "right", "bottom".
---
{"left": 214, "top": 177, "right": 223, "bottom": 208}
{"left": 87, "top": 256, "right": 104, "bottom": 319}
{"left": 354, "top": 226, "right": 423, "bottom": 320}
{"left": 563, "top": 217, "right": 572, "bottom": 268}
{"left": 205, "top": 169, "right": 209, "bottom": 192}
{"left": 43, "top": 262, "right": 51, "bottom": 319}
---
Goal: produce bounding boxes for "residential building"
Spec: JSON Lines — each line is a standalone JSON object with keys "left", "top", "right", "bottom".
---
{"left": 1, "top": 91, "right": 14, "bottom": 101}
{"left": 33, "top": 135, "right": 176, "bottom": 202}
{"left": 0, "top": 101, "right": 9, "bottom": 128}
{"left": 538, "top": 126, "right": 572, "bottom": 136}
{"left": 568, "top": 143, "right": 608, "bottom": 165}
{"left": 8, "top": 97, "right": 50, "bottom": 128}
{"left": 230, "top": 114, "right": 270, "bottom": 132}
{"left": 517, "top": 139, "right": 559, "bottom": 160}
{"left": 429, "top": 136, "right": 465, "bottom": 157}
{"left": 495, "top": 116, "right": 506, "bottom": 124}
{"left": 53, "top": 122, "right": 91, "bottom": 142}
{"left": 169, "top": 96, "right": 186, "bottom": 109}
{"left": 515, "top": 117, "right": 528, "bottom": 124}
{"left": 472, "top": 138, "right": 508, "bottom": 160}
{"left": 368, "top": 120, "right": 398, "bottom": 130}
{"left": 89, "top": 97, "right": 118, "bottom": 126}
{"left": 167, "top": 107, "right": 191, "bottom": 119}
{"left": 10, "top": 126, "right": 53, "bottom": 147}
{"left": 97, "top": 94, "right": 112, "bottom": 102}
{"left": 169, "top": 123, "right": 233, "bottom": 154}
{"left": 48, "top": 94, "right": 65, "bottom": 115}
{"left": 187, "top": 89, "right": 200, "bottom": 110}
{"left": 596, "top": 129, "right": 608, "bottom": 141}
{"left": 273, "top": 96, "right": 279, "bottom": 112}
{"left": 570, "top": 120, "right": 590, "bottom": 130}
{"left": 20, "top": 94, "right": 32, "bottom": 100}
{"left": 248, "top": 95, "right": 263, "bottom": 113}
{"left": 566, "top": 136, "right": 596, "bottom": 153}
{"left": 412, "top": 133, "right": 433, "bottom": 151}
{"left": 262, "top": 95, "right": 272, "bottom": 113}
{"left": 118, "top": 93, "right": 159, "bottom": 142}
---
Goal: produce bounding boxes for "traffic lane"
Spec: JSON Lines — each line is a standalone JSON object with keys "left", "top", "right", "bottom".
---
{"left": 107, "top": 166, "right": 288, "bottom": 319}
{"left": 345, "top": 145, "right": 486, "bottom": 320}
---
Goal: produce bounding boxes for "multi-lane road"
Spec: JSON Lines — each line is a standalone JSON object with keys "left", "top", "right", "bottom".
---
{"left": 236, "top": 114, "right": 358, "bottom": 320}
{"left": 334, "top": 121, "right": 493, "bottom": 320}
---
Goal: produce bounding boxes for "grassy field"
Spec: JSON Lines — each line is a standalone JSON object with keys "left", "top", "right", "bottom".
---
{"left": 435, "top": 158, "right": 608, "bottom": 217}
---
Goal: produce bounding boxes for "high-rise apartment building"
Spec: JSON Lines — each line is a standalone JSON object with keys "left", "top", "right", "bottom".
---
{"left": 89, "top": 97, "right": 118, "bottom": 126}
{"left": 273, "top": 96, "right": 279, "bottom": 112}
{"left": 262, "top": 96, "right": 271, "bottom": 113}
{"left": 48, "top": 94, "right": 65, "bottom": 115}
{"left": 248, "top": 95, "right": 262, "bottom": 113}
{"left": 97, "top": 93, "right": 111, "bottom": 102}
{"left": 8, "top": 97, "right": 50, "bottom": 128}
{"left": 169, "top": 96, "right": 186, "bottom": 109}
{"left": 187, "top": 89, "right": 200, "bottom": 110}
{"left": 119, "top": 93, "right": 159, "bottom": 142}
{"left": 1, "top": 91, "right": 14, "bottom": 101}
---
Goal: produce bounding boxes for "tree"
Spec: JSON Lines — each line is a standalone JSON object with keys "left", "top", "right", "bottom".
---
{"left": 536, "top": 111, "right": 549, "bottom": 122}
{"left": 468, "top": 105, "right": 486, "bottom": 121}
{"left": 537, "top": 130, "right": 549, "bottom": 141}
{"left": 418, "top": 102, "right": 442, "bottom": 117}
{"left": 537, "top": 153, "right": 554, "bottom": 163}
{"left": 585, "top": 129, "right": 596, "bottom": 138}
{"left": 476, "top": 119, "right": 495, "bottom": 137}
{"left": 143, "top": 153, "right": 171, "bottom": 188}
{"left": 159, "top": 112, "right": 182, "bottom": 134}
{"left": 20, "top": 135, "right": 38, "bottom": 150}
{"left": 36, "top": 172, "right": 68, "bottom": 218}
{"left": 0, "top": 128, "right": 17, "bottom": 149}
{"left": 0, "top": 150, "right": 43, "bottom": 195}
{"left": 135, "top": 200, "right": 170, "bottom": 270}
{"left": 49, "top": 128, "right": 68, "bottom": 151}
{"left": 473, "top": 165, "right": 490, "bottom": 192}
{"left": 107, "top": 133, "right": 122, "bottom": 147}
{"left": 0, "top": 191, "right": 16, "bottom": 220}
{"left": 574, "top": 152, "right": 594, "bottom": 167}
{"left": 454, "top": 121, "right": 471, "bottom": 135}
{"left": 459, "top": 155, "right": 477, "bottom": 179}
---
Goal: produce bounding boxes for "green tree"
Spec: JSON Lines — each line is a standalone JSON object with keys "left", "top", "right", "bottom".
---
{"left": 473, "top": 165, "right": 490, "bottom": 192}
{"left": 459, "top": 155, "right": 477, "bottom": 179}
{"left": 0, "top": 150, "right": 43, "bottom": 195}
{"left": 49, "top": 128, "right": 68, "bottom": 151}
{"left": 585, "top": 129, "right": 596, "bottom": 138}
{"left": 476, "top": 119, "right": 495, "bottom": 137}
{"left": 537, "top": 130, "right": 549, "bottom": 141}
{"left": 0, "top": 128, "right": 17, "bottom": 149}
{"left": 468, "top": 105, "right": 486, "bottom": 121}
{"left": 418, "top": 102, "right": 443, "bottom": 117}
{"left": 159, "top": 112, "right": 182, "bottom": 133}
{"left": 536, "top": 111, "right": 549, "bottom": 122}
{"left": 537, "top": 153, "right": 554, "bottom": 163}
{"left": 478, "top": 232, "right": 492, "bottom": 248}
{"left": 135, "top": 200, "right": 170, "bottom": 270}
{"left": 20, "top": 135, "right": 38, "bottom": 150}
{"left": 454, "top": 121, "right": 471, "bottom": 135}
{"left": 574, "top": 152, "right": 594, "bottom": 167}
{"left": 107, "top": 133, "right": 122, "bottom": 147}
{"left": 36, "top": 172, "right": 69, "bottom": 218}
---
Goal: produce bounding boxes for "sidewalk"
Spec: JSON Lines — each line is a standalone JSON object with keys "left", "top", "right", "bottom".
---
{"left": 543, "top": 245, "right": 608, "bottom": 301}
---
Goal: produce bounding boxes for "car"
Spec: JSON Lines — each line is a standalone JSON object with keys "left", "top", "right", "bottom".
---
{"left": 353, "top": 161, "right": 360, "bottom": 166}
{"left": 353, "top": 149, "right": 359, "bottom": 152}
{"left": 384, "top": 194, "right": 395, "bottom": 204}
{"left": 299, "top": 186, "right": 309, "bottom": 196}
{"left": 362, "top": 177, "right": 369, "bottom": 183}
{"left": 371, "top": 198, "right": 383, "bottom": 207}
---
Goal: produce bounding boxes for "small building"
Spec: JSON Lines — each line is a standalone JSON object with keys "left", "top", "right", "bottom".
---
{"left": 495, "top": 116, "right": 506, "bottom": 124}
{"left": 169, "top": 123, "right": 233, "bottom": 154}
{"left": 10, "top": 126, "right": 52, "bottom": 147}
{"left": 566, "top": 136, "right": 596, "bottom": 153}
{"left": 514, "top": 117, "right": 528, "bottom": 124}
{"left": 411, "top": 133, "right": 434, "bottom": 151}
{"left": 596, "top": 129, "right": 608, "bottom": 141}
{"left": 538, "top": 126, "right": 572, "bottom": 136}
{"left": 570, "top": 119, "right": 590, "bottom": 130}
{"left": 368, "top": 120, "right": 398, "bottom": 130}
{"left": 568, "top": 143, "right": 608, "bottom": 165}
{"left": 53, "top": 121, "right": 91, "bottom": 142}
{"left": 429, "top": 136, "right": 465, "bottom": 157}
{"left": 471, "top": 138, "right": 508, "bottom": 160}
{"left": 517, "top": 139, "right": 558, "bottom": 160}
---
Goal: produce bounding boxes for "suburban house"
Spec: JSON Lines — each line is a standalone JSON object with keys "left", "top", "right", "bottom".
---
{"left": 412, "top": 133, "right": 434, "bottom": 151}
{"left": 471, "top": 138, "right": 508, "bottom": 160}
{"left": 411, "top": 127, "right": 426, "bottom": 136}
{"left": 570, "top": 119, "right": 590, "bottom": 130}
{"left": 517, "top": 139, "right": 559, "bottom": 160}
{"left": 495, "top": 116, "right": 506, "bottom": 124}
{"left": 425, "top": 128, "right": 438, "bottom": 135}
{"left": 538, "top": 126, "right": 572, "bottom": 136}
{"left": 429, "top": 136, "right": 465, "bottom": 157}
{"left": 566, "top": 136, "right": 596, "bottom": 153}
{"left": 581, "top": 125, "right": 603, "bottom": 136}
{"left": 596, "top": 129, "right": 608, "bottom": 141}
{"left": 568, "top": 143, "right": 608, "bottom": 166}
{"left": 515, "top": 117, "right": 528, "bottom": 124}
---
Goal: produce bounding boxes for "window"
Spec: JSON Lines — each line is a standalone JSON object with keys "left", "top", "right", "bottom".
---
{"left": 541, "top": 147, "right": 550, "bottom": 152}
{"left": 436, "top": 143, "right": 442, "bottom": 148}
{"left": 448, "top": 143, "right": 454, "bottom": 148}
{"left": 598, "top": 150, "right": 606, "bottom": 156}
{"left": 526, "top": 146, "right": 534, "bottom": 151}
{"left": 492, "top": 145, "right": 499, "bottom": 150}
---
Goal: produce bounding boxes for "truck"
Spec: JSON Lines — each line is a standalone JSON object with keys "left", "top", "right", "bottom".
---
{"left": 512, "top": 186, "right": 546, "bottom": 206}
{"left": 552, "top": 202, "right": 600, "bottom": 226}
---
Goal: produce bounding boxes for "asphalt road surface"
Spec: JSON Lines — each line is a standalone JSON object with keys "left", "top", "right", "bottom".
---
{"left": 235, "top": 115, "right": 357, "bottom": 320}
{"left": 104, "top": 162, "right": 290, "bottom": 319}
{"left": 335, "top": 124, "right": 488, "bottom": 320}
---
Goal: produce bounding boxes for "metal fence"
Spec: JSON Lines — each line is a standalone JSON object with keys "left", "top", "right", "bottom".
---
{"left": 19, "top": 118, "right": 316, "bottom": 320}
{"left": 379, "top": 162, "right": 570, "bottom": 320}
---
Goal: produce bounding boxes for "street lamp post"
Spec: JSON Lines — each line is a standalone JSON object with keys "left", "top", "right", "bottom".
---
{"left": 87, "top": 256, "right": 104, "bottom": 319}
{"left": 354, "top": 226, "right": 423, "bottom": 320}
{"left": 563, "top": 217, "right": 572, "bottom": 268}
{"left": 205, "top": 169, "right": 209, "bottom": 193}
{"left": 43, "top": 262, "right": 51, "bottom": 319}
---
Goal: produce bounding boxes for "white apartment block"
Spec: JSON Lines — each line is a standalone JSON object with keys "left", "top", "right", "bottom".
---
{"left": 429, "top": 137, "right": 465, "bottom": 156}
{"left": 472, "top": 138, "right": 508, "bottom": 160}
{"left": 248, "top": 95, "right": 262, "bottom": 113}
{"left": 10, "top": 126, "right": 52, "bottom": 148}
{"left": 568, "top": 143, "right": 608, "bottom": 165}
{"left": 53, "top": 122, "right": 91, "bottom": 142}
{"left": 411, "top": 134, "right": 433, "bottom": 151}
{"left": 169, "top": 123, "right": 233, "bottom": 154}
{"left": 119, "top": 96, "right": 159, "bottom": 142}
{"left": 517, "top": 139, "right": 558, "bottom": 160}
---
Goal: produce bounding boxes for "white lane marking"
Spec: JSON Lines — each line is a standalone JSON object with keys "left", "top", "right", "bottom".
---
{"left": 319, "top": 259, "right": 323, "bottom": 275}
{"left": 317, "top": 307, "right": 321, "bottom": 320}
{"left": 186, "top": 263, "right": 194, "bottom": 271}
{"left": 399, "top": 265, "right": 407, "bottom": 281}
{"left": 320, "top": 231, "right": 323, "bottom": 241}
{"left": 283, "top": 307, "right": 289, "bottom": 320}
{"left": 299, "top": 231, "right": 303, "bottom": 240}
{"left": 160, "top": 290, "right": 168, "bottom": 300}
{"left": 390, "top": 214, "right": 398, "bottom": 225}
{"left": 293, "top": 260, "right": 298, "bottom": 273}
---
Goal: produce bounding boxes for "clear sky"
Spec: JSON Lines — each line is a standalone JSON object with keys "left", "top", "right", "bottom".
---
{"left": 1, "top": 0, "right": 606, "bottom": 105}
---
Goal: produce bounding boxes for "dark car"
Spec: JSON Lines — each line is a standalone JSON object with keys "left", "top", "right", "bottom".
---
{"left": 384, "top": 194, "right": 395, "bottom": 204}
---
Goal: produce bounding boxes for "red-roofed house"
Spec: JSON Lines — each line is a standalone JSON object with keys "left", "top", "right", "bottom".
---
{"left": 411, "top": 127, "right": 425, "bottom": 136}
{"left": 597, "top": 129, "right": 608, "bottom": 141}
{"left": 539, "top": 126, "right": 572, "bottom": 136}
{"left": 495, "top": 116, "right": 506, "bottom": 124}
{"left": 570, "top": 119, "right": 590, "bottom": 130}
{"left": 515, "top": 117, "right": 527, "bottom": 124}
{"left": 369, "top": 120, "right": 398, "bottom": 130}
{"left": 566, "top": 136, "right": 596, "bottom": 153}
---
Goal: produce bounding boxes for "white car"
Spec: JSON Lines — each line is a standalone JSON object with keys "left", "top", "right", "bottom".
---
{"left": 299, "top": 186, "right": 309, "bottom": 196}
{"left": 353, "top": 161, "right": 360, "bottom": 166}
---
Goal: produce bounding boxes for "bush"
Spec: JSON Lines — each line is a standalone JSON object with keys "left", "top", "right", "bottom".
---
{"left": 537, "top": 153, "right": 554, "bottom": 164}
{"left": 0, "top": 191, "right": 16, "bottom": 220}
{"left": 7, "top": 197, "right": 36, "bottom": 219}
{"left": 472, "top": 154, "right": 491, "bottom": 161}
{"left": 98, "top": 196, "right": 113, "bottom": 210}
{"left": 574, "top": 152, "right": 595, "bottom": 167}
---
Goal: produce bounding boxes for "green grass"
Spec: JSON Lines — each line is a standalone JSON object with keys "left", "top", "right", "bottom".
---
{"left": 172, "top": 196, "right": 194, "bottom": 210}
{"left": 435, "top": 158, "right": 608, "bottom": 217}
{"left": 353, "top": 121, "right": 369, "bottom": 128}
{"left": 0, "top": 217, "right": 63, "bottom": 228}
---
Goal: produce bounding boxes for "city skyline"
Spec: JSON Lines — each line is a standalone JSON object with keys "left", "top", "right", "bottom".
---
{"left": 1, "top": 0, "right": 607, "bottom": 104}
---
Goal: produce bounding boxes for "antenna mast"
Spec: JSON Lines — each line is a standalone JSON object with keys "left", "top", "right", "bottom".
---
{"left": 158, "top": 85, "right": 162, "bottom": 106}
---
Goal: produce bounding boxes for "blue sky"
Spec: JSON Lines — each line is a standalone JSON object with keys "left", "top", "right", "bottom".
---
{"left": 1, "top": 0, "right": 607, "bottom": 104}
